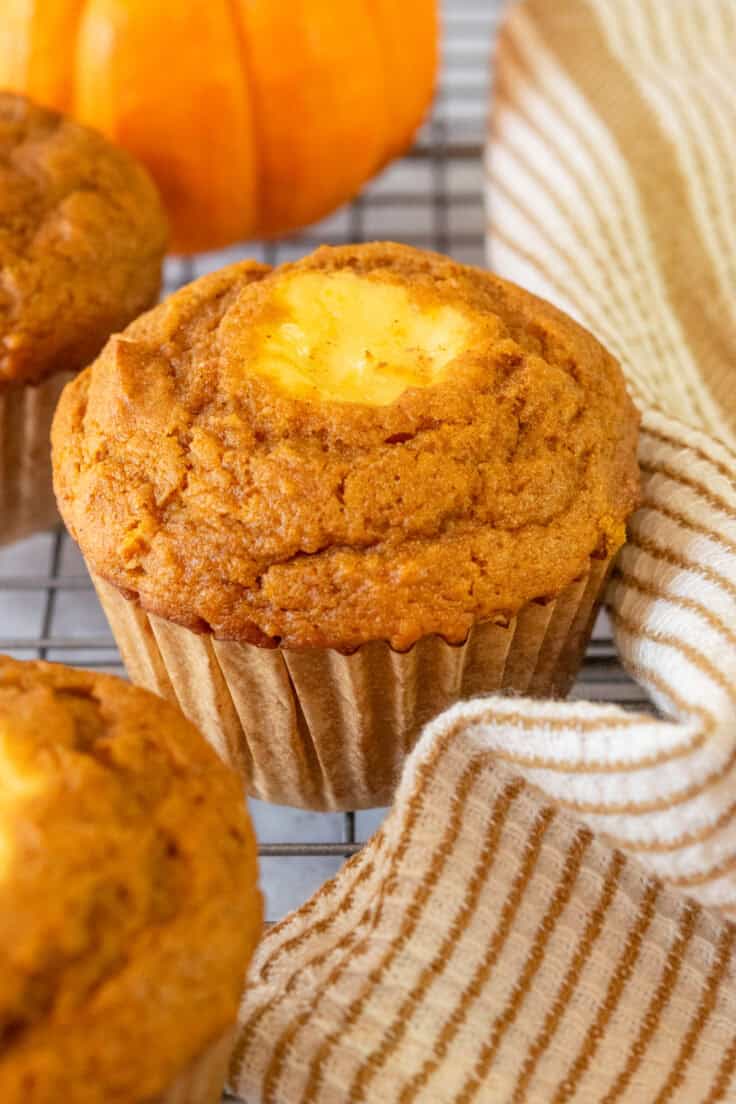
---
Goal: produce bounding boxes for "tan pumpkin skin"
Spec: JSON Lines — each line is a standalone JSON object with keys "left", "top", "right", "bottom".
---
{"left": 0, "top": 0, "right": 438, "bottom": 253}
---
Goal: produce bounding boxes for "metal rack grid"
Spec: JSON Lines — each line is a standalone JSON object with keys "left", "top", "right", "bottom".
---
{"left": 0, "top": 0, "right": 647, "bottom": 930}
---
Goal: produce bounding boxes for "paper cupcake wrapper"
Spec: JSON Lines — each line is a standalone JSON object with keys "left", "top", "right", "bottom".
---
{"left": 93, "top": 555, "right": 611, "bottom": 811}
{"left": 154, "top": 1028, "right": 234, "bottom": 1104}
{"left": 0, "top": 372, "right": 74, "bottom": 546}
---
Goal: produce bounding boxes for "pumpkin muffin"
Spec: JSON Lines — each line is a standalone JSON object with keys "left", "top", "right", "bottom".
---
{"left": 0, "top": 655, "right": 261, "bottom": 1104}
{"left": 52, "top": 242, "right": 640, "bottom": 810}
{"left": 0, "top": 92, "right": 167, "bottom": 546}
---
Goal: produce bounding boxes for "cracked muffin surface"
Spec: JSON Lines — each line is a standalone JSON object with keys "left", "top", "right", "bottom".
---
{"left": 0, "top": 656, "right": 261, "bottom": 1104}
{"left": 0, "top": 93, "right": 167, "bottom": 387}
{"left": 52, "top": 242, "right": 639, "bottom": 651}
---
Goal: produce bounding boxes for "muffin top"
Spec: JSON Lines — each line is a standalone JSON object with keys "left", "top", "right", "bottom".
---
{"left": 0, "top": 657, "right": 261, "bottom": 1104}
{"left": 0, "top": 93, "right": 168, "bottom": 387}
{"left": 53, "top": 242, "right": 639, "bottom": 652}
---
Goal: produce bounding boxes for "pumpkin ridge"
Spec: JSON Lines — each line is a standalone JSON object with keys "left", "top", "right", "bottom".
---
{"left": 225, "top": 0, "right": 264, "bottom": 236}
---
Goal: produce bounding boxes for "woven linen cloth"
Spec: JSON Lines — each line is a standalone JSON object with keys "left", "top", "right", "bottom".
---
{"left": 232, "top": 2, "right": 736, "bottom": 1100}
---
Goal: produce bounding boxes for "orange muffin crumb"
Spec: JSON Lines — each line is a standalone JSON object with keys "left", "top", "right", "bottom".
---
{"left": 0, "top": 657, "right": 261, "bottom": 1104}
{"left": 53, "top": 242, "right": 639, "bottom": 651}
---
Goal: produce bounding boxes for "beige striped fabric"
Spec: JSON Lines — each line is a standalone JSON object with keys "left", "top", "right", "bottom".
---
{"left": 232, "top": 2, "right": 736, "bottom": 1099}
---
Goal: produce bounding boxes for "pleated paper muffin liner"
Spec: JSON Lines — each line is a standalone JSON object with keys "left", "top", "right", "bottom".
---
{"left": 0, "top": 372, "right": 74, "bottom": 546}
{"left": 155, "top": 1028, "right": 234, "bottom": 1104}
{"left": 92, "top": 554, "right": 612, "bottom": 811}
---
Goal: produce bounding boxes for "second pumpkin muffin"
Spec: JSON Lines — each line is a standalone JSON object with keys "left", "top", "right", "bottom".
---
{"left": 0, "top": 92, "right": 167, "bottom": 545}
{"left": 52, "top": 242, "right": 639, "bottom": 809}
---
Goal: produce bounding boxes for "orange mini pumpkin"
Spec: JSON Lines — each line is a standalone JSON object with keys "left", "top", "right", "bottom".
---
{"left": 0, "top": 0, "right": 438, "bottom": 253}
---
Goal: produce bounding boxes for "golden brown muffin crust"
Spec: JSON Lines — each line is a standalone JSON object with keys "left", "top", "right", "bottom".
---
{"left": 0, "top": 93, "right": 168, "bottom": 387}
{"left": 53, "top": 243, "right": 640, "bottom": 651}
{"left": 0, "top": 657, "right": 261, "bottom": 1104}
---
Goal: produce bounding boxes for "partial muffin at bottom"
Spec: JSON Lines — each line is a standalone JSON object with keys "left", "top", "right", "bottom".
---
{"left": 0, "top": 656, "right": 261, "bottom": 1104}
{"left": 52, "top": 242, "right": 640, "bottom": 809}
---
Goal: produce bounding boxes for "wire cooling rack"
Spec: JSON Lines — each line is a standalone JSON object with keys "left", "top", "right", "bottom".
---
{"left": 0, "top": 0, "right": 647, "bottom": 929}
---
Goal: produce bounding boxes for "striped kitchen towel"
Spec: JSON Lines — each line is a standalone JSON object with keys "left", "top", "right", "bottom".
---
{"left": 232, "top": 2, "right": 736, "bottom": 1100}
